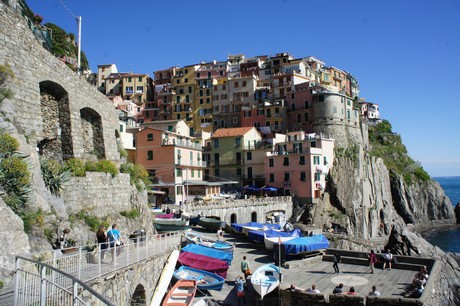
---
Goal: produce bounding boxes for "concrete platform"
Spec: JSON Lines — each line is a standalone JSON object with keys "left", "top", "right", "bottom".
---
{"left": 190, "top": 230, "right": 416, "bottom": 305}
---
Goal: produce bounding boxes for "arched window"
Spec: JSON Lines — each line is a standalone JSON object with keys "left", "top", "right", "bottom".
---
{"left": 231, "top": 213, "right": 237, "bottom": 224}
{"left": 251, "top": 212, "right": 257, "bottom": 222}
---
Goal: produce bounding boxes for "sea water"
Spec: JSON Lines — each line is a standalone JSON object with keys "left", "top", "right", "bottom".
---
{"left": 421, "top": 176, "right": 460, "bottom": 253}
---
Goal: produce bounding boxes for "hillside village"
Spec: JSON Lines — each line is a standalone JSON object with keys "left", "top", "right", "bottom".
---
{"left": 92, "top": 54, "right": 381, "bottom": 207}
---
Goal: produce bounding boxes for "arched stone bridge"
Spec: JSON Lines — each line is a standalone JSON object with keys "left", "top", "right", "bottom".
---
{"left": 185, "top": 196, "right": 293, "bottom": 225}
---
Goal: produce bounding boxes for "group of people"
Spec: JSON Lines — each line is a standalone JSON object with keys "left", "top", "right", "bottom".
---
{"left": 333, "top": 249, "right": 394, "bottom": 275}
{"left": 405, "top": 266, "right": 428, "bottom": 298}
{"left": 291, "top": 282, "right": 381, "bottom": 297}
{"left": 95, "top": 223, "right": 123, "bottom": 261}
{"left": 235, "top": 256, "right": 252, "bottom": 306}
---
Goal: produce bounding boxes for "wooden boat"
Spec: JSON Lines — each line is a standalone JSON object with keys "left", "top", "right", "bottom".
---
{"left": 197, "top": 217, "right": 226, "bottom": 231}
{"left": 154, "top": 218, "right": 190, "bottom": 233}
{"left": 250, "top": 264, "right": 281, "bottom": 299}
{"left": 150, "top": 250, "right": 180, "bottom": 306}
{"left": 184, "top": 232, "right": 234, "bottom": 253}
{"left": 173, "top": 266, "right": 225, "bottom": 291}
{"left": 162, "top": 279, "right": 197, "bottom": 306}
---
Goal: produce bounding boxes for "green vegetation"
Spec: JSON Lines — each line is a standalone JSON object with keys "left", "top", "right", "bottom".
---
{"left": 120, "top": 162, "right": 151, "bottom": 192}
{"left": 40, "top": 159, "right": 71, "bottom": 195}
{"left": 94, "top": 160, "right": 118, "bottom": 177}
{"left": 0, "top": 64, "right": 14, "bottom": 103}
{"left": 64, "top": 158, "right": 86, "bottom": 177}
{"left": 120, "top": 209, "right": 141, "bottom": 219}
{"left": 334, "top": 143, "right": 359, "bottom": 167}
{"left": 21, "top": 209, "right": 45, "bottom": 233}
{"left": 368, "top": 120, "right": 430, "bottom": 184}
{"left": 72, "top": 210, "right": 109, "bottom": 232}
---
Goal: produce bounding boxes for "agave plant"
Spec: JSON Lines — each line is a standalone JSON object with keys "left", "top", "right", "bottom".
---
{"left": 40, "top": 158, "right": 71, "bottom": 196}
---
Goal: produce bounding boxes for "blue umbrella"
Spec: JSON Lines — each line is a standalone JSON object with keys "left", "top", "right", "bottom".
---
{"left": 262, "top": 186, "right": 277, "bottom": 192}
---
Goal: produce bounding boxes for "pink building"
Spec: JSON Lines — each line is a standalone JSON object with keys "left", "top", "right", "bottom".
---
{"left": 265, "top": 131, "right": 334, "bottom": 203}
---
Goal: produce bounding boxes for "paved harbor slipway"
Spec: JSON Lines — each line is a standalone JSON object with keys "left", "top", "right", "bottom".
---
{"left": 187, "top": 229, "right": 415, "bottom": 305}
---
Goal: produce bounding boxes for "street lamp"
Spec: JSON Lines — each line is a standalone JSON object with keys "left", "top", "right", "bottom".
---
{"left": 60, "top": 1, "right": 82, "bottom": 74}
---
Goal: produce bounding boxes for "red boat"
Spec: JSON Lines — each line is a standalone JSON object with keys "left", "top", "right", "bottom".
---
{"left": 162, "top": 279, "right": 197, "bottom": 306}
{"left": 178, "top": 252, "right": 229, "bottom": 278}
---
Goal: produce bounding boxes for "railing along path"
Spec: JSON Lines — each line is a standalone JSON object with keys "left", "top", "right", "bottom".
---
{"left": 14, "top": 232, "right": 181, "bottom": 305}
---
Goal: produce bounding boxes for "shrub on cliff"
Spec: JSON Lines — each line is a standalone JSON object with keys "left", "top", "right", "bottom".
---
{"left": 64, "top": 158, "right": 86, "bottom": 177}
{"left": 120, "top": 162, "right": 151, "bottom": 192}
{"left": 0, "top": 64, "right": 14, "bottom": 103}
{"left": 369, "top": 120, "right": 430, "bottom": 184}
{"left": 94, "top": 160, "right": 118, "bottom": 177}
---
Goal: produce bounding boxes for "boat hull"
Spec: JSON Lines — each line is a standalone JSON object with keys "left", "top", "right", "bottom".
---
{"left": 174, "top": 266, "right": 225, "bottom": 291}
{"left": 162, "top": 279, "right": 197, "bottom": 306}
{"left": 250, "top": 264, "right": 281, "bottom": 299}
{"left": 154, "top": 223, "right": 191, "bottom": 233}
{"left": 197, "top": 218, "right": 226, "bottom": 231}
{"left": 184, "top": 232, "right": 234, "bottom": 253}
{"left": 150, "top": 250, "right": 179, "bottom": 306}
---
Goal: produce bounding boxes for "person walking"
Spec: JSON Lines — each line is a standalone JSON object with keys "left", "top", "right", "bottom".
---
{"left": 241, "top": 256, "right": 251, "bottom": 278}
{"left": 368, "top": 249, "right": 378, "bottom": 273}
{"left": 96, "top": 225, "right": 108, "bottom": 260}
{"left": 217, "top": 227, "right": 224, "bottom": 241}
{"left": 333, "top": 251, "right": 341, "bottom": 273}
{"left": 382, "top": 249, "right": 393, "bottom": 270}
{"left": 235, "top": 275, "right": 246, "bottom": 306}
{"left": 107, "top": 224, "right": 122, "bottom": 259}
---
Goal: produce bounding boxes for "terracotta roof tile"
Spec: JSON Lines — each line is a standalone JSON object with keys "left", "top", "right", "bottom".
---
{"left": 212, "top": 127, "right": 254, "bottom": 138}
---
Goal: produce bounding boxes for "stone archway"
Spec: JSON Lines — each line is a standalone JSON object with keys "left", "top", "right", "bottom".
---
{"left": 38, "top": 80, "right": 73, "bottom": 162}
{"left": 80, "top": 107, "right": 105, "bottom": 159}
{"left": 130, "top": 283, "right": 146, "bottom": 306}
{"left": 251, "top": 211, "right": 257, "bottom": 222}
{"left": 231, "top": 213, "right": 237, "bottom": 224}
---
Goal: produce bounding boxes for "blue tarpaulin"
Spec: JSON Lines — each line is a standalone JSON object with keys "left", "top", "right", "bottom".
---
{"left": 231, "top": 222, "right": 281, "bottom": 233}
{"left": 182, "top": 244, "right": 233, "bottom": 265}
{"left": 283, "top": 235, "right": 329, "bottom": 255}
{"left": 248, "top": 228, "right": 302, "bottom": 243}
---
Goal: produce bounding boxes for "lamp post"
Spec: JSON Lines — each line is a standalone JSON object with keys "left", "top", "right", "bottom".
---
{"left": 60, "top": 1, "right": 82, "bottom": 74}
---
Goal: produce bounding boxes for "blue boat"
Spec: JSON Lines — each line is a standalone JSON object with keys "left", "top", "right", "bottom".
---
{"left": 173, "top": 266, "right": 225, "bottom": 291}
{"left": 231, "top": 222, "right": 281, "bottom": 235}
{"left": 182, "top": 244, "right": 233, "bottom": 265}
{"left": 184, "top": 231, "right": 234, "bottom": 253}
{"left": 274, "top": 234, "right": 330, "bottom": 261}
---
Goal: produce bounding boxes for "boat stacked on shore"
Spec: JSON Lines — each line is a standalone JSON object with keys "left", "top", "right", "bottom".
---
{"left": 154, "top": 213, "right": 191, "bottom": 233}
{"left": 174, "top": 231, "right": 235, "bottom": 291}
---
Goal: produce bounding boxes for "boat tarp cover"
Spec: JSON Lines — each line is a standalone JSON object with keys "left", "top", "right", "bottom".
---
{"left": 248, "top": 228, "right": 302, "bottom": 243}
{"left": 231, "top": 222, "right": 281, "bottom": 233}
{"left": 182, "top": 244, "right": 233, "bottom": 264}
{"left": 178, "top": 252, "right": 229, "bottom": 278}
{"left": 155, "top": 213, "right": 174, "bottom": 219}
{"left": 281, "top": 235, "right": 329, "bottom": 257}
{"left": 264, "top": 229, "right": 302, "bottom": 238}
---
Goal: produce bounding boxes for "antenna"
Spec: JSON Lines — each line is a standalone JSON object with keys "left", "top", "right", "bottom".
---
{"left": 60, "top": 0, "right": 82, "bottom": 75}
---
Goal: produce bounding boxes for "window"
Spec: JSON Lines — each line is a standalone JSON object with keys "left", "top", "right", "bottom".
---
{"left": 190, "top": 151, "right": 193, "bottom": 161}
{"left": 119, "top": 125, "right": 124, "bottom": 132}
{"left": 138, "top": 77, "right": 142, "bottom": 82}
{"left": 125, "top": 86, "right": 133, "bottom": 93}
{"left": 311, "top": 141, "right": 317, "bottom": 148}
{"left": 186, "top": 95, "right": 190, "bottom": 102}
{"left": 269, "top": 158, "right": 274, "bottom": 167}
{"left": 313, "top": 156, "right": 320, "bottom": 165}
{"left": 235, "top": 137, "right": 241, "bottom": 148}
{"left": 242, "top": 80, "right": 246, "bottom": 87}
{"left": 147, "top": 150, "right": 153, "bottom": 160}
{"left": 177, "top": 186, "right": 183, "bottom": 195}
{"left": 297, "top": 114, "right": 301, "bottom": 122}
{"left": 234, "top": 82, "right": 239, "bottom": 88}
{"left": 236, "top": 168, "right": 242, "bottom": 175}
{"left": 333, "top": 106, "right": 337, "bottom": 113}
{"left": 314, "top": 171, "right": 321, "bottom": 181}
{"left": 324, "top": 156, "right": 328, "bottom": 165}
{"left": 176, "top": 79, "right": 180, "bottom": 84}
{"left": 284, "top": 173, "right": 290, "bottom": 182}
{"left": 197, "top": 72, "right": 200, "bottom": 78}
{"left": 188, "top": 86, "right": 192, "bottom": 93}
{"left": 347, "top": 110, "right": 351, "bottom": 119}
{"left": 236, "top": 152, "right": 242, "bottom": 161}
{"left": 299, "top": 156, "right": 306, "bottom": 165}
{"left": 198, "top": 170, "right": 201, "bottom": 178}
{"left": 213, "top": 139, "right": 219, "bottom": 148}
{"left": 176, "top": 96, "right": 180, "bottom": 103}
{"left": 269, "top": 173, "right": 275, "bottom": 182}
{"left": 184, "top": 78, "right": 188, "bottom": 83}
{"left": 176, "top": 168, "right": 182, "bottom": 177}
{"left": 304, "top": 101, "right": 309, "bottom": 108}
{"left": 304, "top": 112, "right": 309, "bottom": 121}
{"left": 127, "top": 77, "right": 132, "bottom": 82}
{"left": 283, "top": 157, "right": 289, "bottom": 166}
{"left": 247, "top": 152, "right": 252, "bottom": 160}
{"left": 136, "top": 86, "right": 143, "bottom": 93}
{"left": 191, "top": 169, "right": 195, "bottom": 178}
{"left": 147, "top": 133, "right": 153, "bottom": 141}
{"left": 300, "top": 172, "right": 306, "bottom": 181}
{"left": 200, "top": 99, "right": 203, "bottom": 104}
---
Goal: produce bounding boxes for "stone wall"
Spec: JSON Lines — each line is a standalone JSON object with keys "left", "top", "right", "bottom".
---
{"left": 0, "top": 2, "right": 120, "bottom": 162}
{"left": 186, "top": 196, "right": 293, "bottom": 225}
{"left": 85, "top": 249, "right": 173, "bottom": 305}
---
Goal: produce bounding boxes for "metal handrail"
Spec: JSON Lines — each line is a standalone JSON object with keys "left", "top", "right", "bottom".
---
{"left": 14, "top": 232, "right": 182, "bottom": 305}
{"left": 14, "top": 255, "right": 115, "bottom": 306}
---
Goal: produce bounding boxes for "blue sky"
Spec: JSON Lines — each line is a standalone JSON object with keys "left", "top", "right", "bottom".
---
{"left": 28, "top": 0, "right": 460, "bottom": 177}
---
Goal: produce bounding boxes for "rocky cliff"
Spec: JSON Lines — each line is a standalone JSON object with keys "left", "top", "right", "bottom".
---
{"left": 307, "top": 122, "right": 459, "bottom": 305}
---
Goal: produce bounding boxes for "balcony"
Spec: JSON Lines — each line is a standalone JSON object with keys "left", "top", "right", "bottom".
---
{"left": 162, "top": 138, "right": 202, "bottom": 150}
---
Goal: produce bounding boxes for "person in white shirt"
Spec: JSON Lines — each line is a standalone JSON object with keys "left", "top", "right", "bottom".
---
{"left": 306, "top": 284, "right": 320, "bottom": 293}
{"left": 368, "top": 286, "right": 381, "bottom": 296}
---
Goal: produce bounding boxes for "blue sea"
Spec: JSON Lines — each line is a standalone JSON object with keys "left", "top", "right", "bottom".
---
{"left": 421, "top": 176, "right": 460, "bottom": 253}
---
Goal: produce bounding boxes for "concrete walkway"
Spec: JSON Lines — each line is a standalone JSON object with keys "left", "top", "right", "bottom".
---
{"left": 190, "top": 230, "right": 415, "bottom": 305}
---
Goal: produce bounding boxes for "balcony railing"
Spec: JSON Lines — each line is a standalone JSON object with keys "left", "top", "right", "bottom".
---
{"left": 162, "top": 138, "right": 202, "bottom": 150}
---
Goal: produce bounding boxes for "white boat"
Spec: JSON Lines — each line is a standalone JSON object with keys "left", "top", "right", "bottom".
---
{"left": 251, "top": 264, "right": 281, "bottom": 299}
{"left": 264, "top": 236, "right": 297, "bottom": 251}
{"left": 150, "top": 249, "right": 180, "bottom": 306}
{"left": 184, "top": 231, "right": 234, "bottom": 253}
